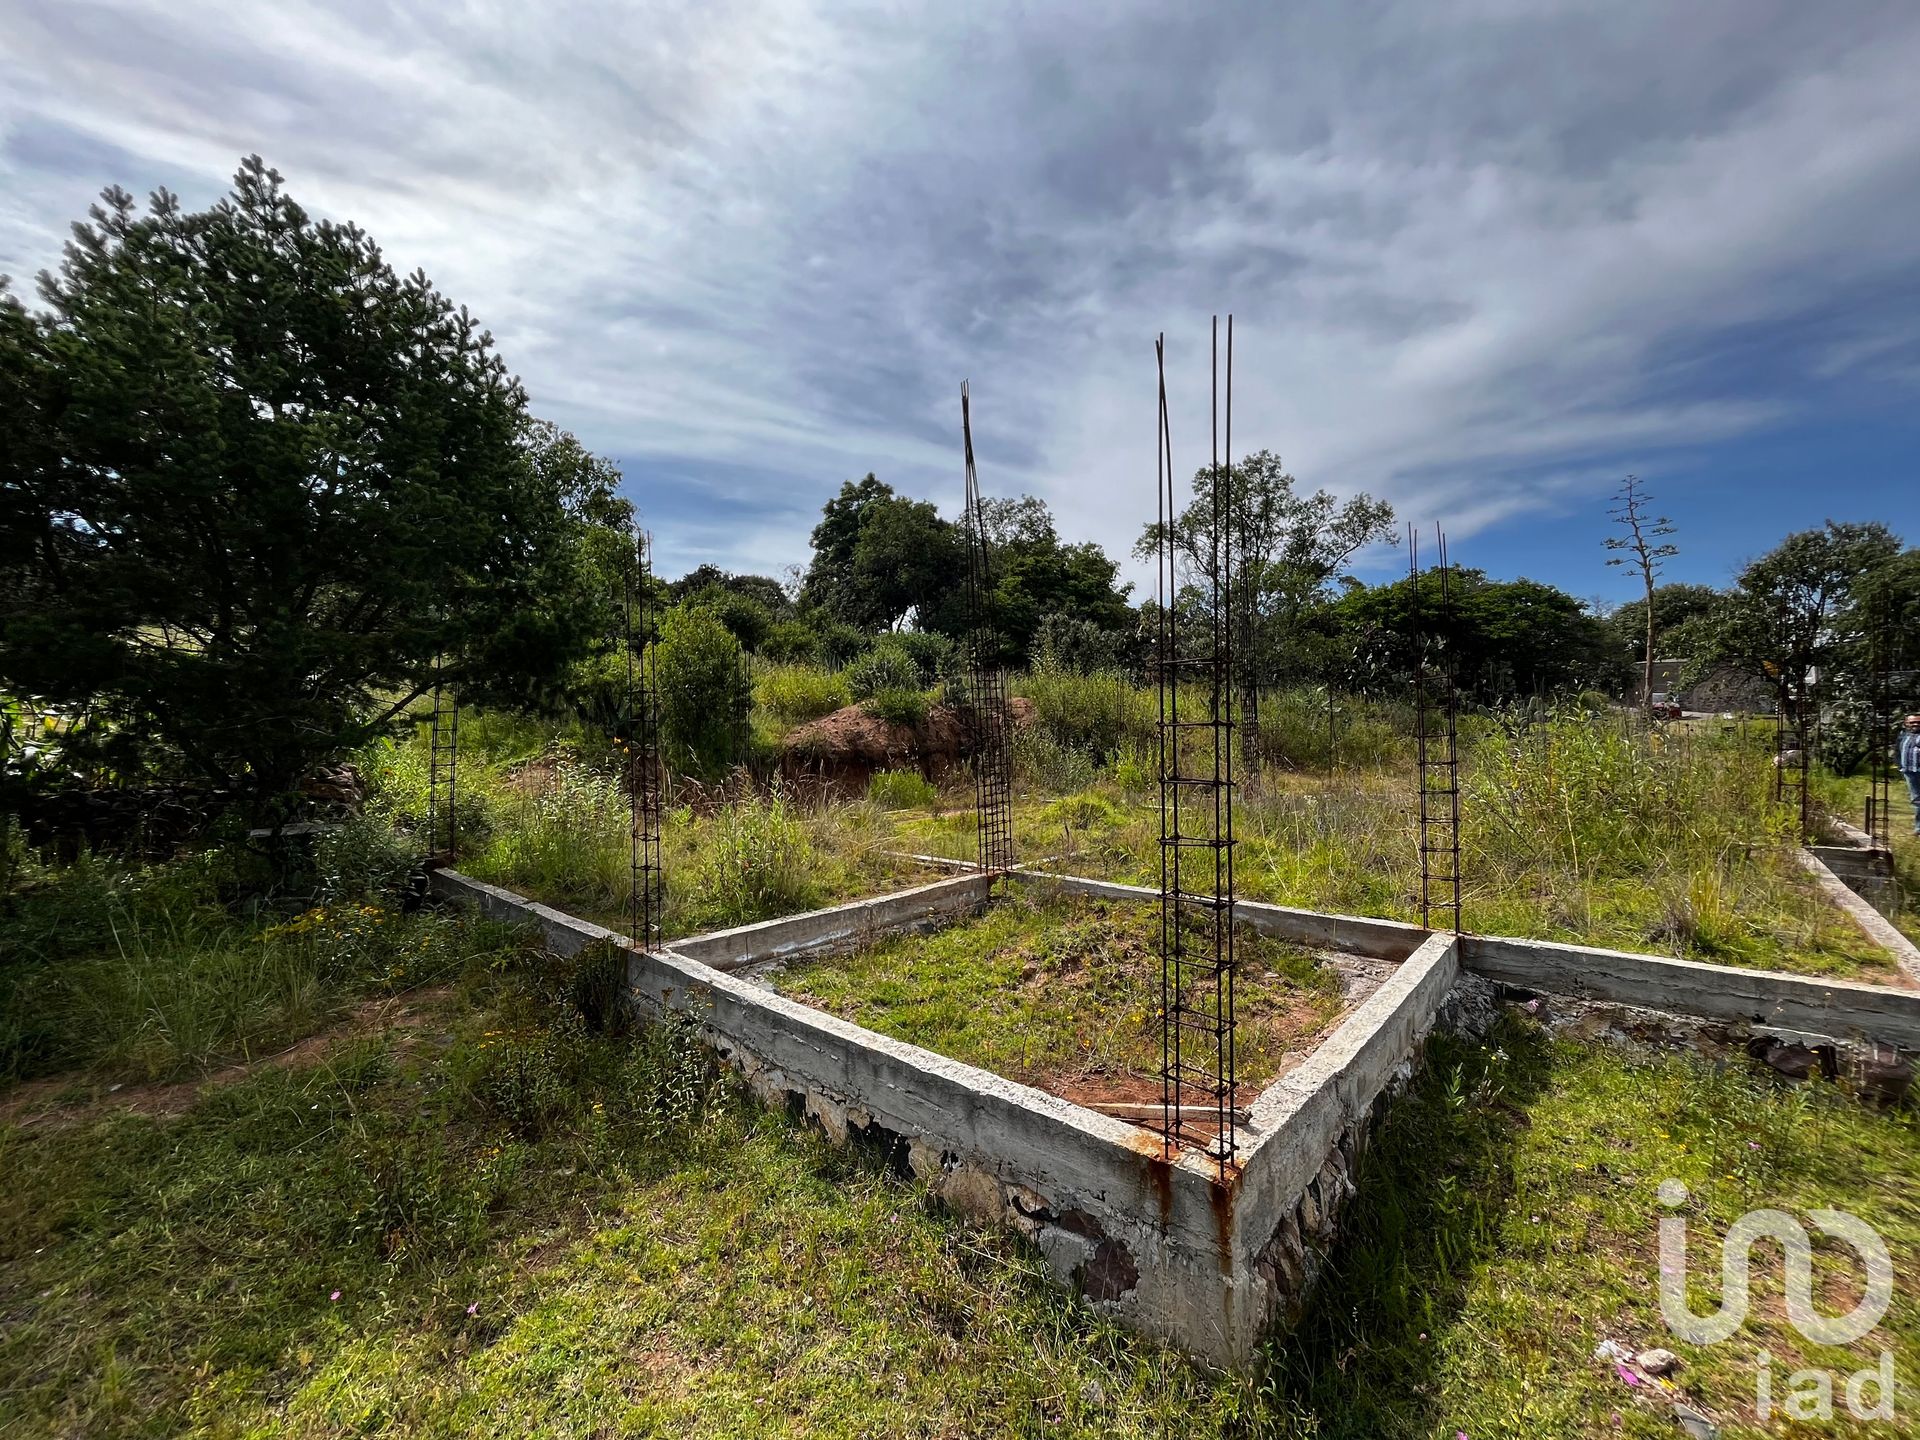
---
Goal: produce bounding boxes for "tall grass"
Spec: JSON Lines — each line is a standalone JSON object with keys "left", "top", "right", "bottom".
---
{"left": 0, "top": 847, "right": 506, "bottom": 1084}
{"left": 1013, "top": 669, "right": 1154, "bottom": 760}
{"left": 754, "top": 664, "right": 851, "bottom": 727}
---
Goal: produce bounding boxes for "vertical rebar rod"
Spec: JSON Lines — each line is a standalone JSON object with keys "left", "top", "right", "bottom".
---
{"left": 1411, "top": 526, "right": 1462, "bottom": 931}
{"left": 1156, "top": 319, "right": 1239, "bottom": 1177}
{"left": 961, "top": 381, "right": 1014, "bottom": 880}
{"left": 628, "top": 529, "right": 665, "bottom": 952}
{"left": 1868, "top": 621, "right": 1893, "bottom": 853}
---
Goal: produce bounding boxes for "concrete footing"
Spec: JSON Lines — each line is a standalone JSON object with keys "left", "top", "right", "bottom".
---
{"left": 431, "top": 866, "right": 1920, "bottom": 1368}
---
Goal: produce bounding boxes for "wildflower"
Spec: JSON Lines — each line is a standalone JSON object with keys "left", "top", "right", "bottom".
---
{"left": 466, "top": 1302, "right": 479, "bottom": 1316}
{"left": 330, "top": 1290, "right": 341, "bottom": 1302}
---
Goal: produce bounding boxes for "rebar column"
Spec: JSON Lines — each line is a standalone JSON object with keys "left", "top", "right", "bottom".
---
{"left": 427, "top": 660, "right": 459, "bottom": 862}
{"left": 960, "top": 382, "right": 1015, "bottom": 880}
{"left": 1772, "top": 686, "right": 1810, "bottom": 841}
{"left": 1410, "top": 526, "right": 1462, "bottom": 932}
{"left": 1156, "top": 317, "right": 1239, "bottom": 1175}
{"left": 1867, "top": 623, "right": 1893, "bottom": 853}
{"left": 628, "top": 529, "right": 665, "bottom": 951}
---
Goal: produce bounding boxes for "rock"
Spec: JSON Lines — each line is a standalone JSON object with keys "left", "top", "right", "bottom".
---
{"left": 1080, "top": 1238, "right": 1139, "bottom": 1302}
{"left": 936, "top": 1164, "right": 1005, "bottom": 1224}
{"left": 1748, "top": 1037, "right": 1837, "bottom": 1082}
{"left": 1035, "top": 1224, "right": 1095, "bottom": 1279}
{"left": 1673, "top": 1401, "right": 1718, "bottom": 1438}
{"left": 805, "top": 1092, "right": 849, "bottom": 1145}
{"left": 1636, "top": 1347, "right": 1681, "bottom": 1376}
{"left": 1857, "top": 1049, "right": 1914, "bottom": 1107}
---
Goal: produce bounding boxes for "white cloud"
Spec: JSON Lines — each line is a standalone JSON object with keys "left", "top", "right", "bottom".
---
{"left": 3, "top": 0, "right": 1919, "bottom": 585}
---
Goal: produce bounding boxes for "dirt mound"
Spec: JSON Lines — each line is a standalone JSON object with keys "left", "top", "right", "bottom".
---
{"left": 781, "top": 698, "right": 1034, "bottom": 781}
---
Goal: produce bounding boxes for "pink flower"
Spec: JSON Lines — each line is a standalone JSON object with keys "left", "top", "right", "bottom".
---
{"left": 330, "top": 1290, "right": 341, "bottom": 1302}
{"left": 1615, "top": 1364, "right": 1642, "bottom": 1386}
{"left": 466, "top": 1302, "right": 479, "bottom": 1316}
{"left": 1747, "top": 1141, "right": 1761, "bottom": 1149}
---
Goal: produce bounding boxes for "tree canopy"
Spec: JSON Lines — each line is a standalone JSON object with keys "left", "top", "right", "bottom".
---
{"left": 1135, "top": 450, "right": 1395, "bottom": 685}
{"left": 0, "top": 159, "right": 622, "bottom": 815}
{"left": 1329, "top": 568, "right": 1622, "bottom": 701}
{"left": 1698, "top": 521, "right": 1902, "bottom": 707}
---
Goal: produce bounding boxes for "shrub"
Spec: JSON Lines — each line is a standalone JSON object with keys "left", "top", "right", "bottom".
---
{"left": 1016, "top": 670, "right": 1153, "bottom": 759}
{"left": 846, "top": 644, "right": 921, "bottom": 700}
{"left": 755, "top": 665, "right": 851, "bottom": 727}
{"left": 1031, "top": 612, "right": 1130, "bottom": 674}
{"left": 885, "top": 631, "right": 961, "bottom": 687}
{"left": 759, "top": 619, "right": 819, "bottom": 664}
{"left": 815, "top": 621, "right": 869, "bottom": 668}
{"left": 868, "top": 769, "right": 938, "bottom": 810}
{"left": 655, "top": 606, "right": 750, "bottom": 780}
{"left": 862, "top": 686, "right": 930, "bottom": 728}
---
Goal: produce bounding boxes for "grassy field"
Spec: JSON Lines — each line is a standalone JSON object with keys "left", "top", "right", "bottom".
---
{"left": 773, "top": 892, "right": 1348, "bottom": 1106}
{"left": 369, "top": 691, "right": 1900, "bottom": 983}
{"left": 886, "top": 709, "right": 1899, "bottom": 983}
{"left": 6, "top": 686, "right": 1909, "bottom": 1435}
{"left": 5, "top": 945, "right": 1915, "bottom": 1438}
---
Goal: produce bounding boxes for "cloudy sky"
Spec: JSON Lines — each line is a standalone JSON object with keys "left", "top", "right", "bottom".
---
{"left": 5, "top": 0, "right": 1919, "bottom": 601}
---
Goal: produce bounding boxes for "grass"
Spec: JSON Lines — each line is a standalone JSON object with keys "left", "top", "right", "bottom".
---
{"left": 1262, "top": 1018, "right": 1920, "bottom": 1438}
{"left": 363, "top": 730, "right": 936, "bottom": 939}
{"left": 890, "top": 718, "right": 1899, "bottom": 983}
{"left": 5, "top": 958, "right": 1914, "bottom": 1437}
{"left": 775, "top": 893, "right": 1347, "bottom": 1103}
{"left": 0, "top": 837, "right": 499, "bottom": 1086}
{"left": 0, "top": 920, "right": 1235, "bottom": 1439}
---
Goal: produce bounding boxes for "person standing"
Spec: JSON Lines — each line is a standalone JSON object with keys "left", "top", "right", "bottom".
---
{"left": 1900, "top": 714, "right": 1920, "bottom": 834}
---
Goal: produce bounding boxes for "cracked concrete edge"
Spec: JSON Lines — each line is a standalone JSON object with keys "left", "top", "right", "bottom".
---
{"left": 1234, "top": 933, "right": 1459, "bottom": 1254}
{"left": 1793, "top": 846, "right": 1920, "bottom": 989}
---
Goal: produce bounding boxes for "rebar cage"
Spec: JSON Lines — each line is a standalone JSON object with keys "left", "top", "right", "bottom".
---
{"left": 1409, "top": 526, "right": 1462, "bottom": 932}
{"left": 426, "top": 660, "right": 459, "bottom": 862}
{"left": 1866, "top": 622, "right": 1894, "bottom": 853}
{"left": 1155, "top": 319, "right": 1240, "bottom": 1174}
{"left": 628, "top": 529, "right": 665, "bottom": 952}
{"left": 1772, "top": 684, "right": 1811, "bottom": 842}
{"left": 961, "top": 382, "right": 1015, "bottom": 880}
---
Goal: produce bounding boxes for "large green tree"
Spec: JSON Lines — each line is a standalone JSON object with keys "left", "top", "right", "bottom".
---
{"left": 1328, "top": 569, "right": 1622, "bottom": 701}
{"left": 960, "top": 495, "right": 1134, "bottom": 663}
{"left": 1135, "top": 451, "right": 1394, "bottom": 733}
{"left": 1700, "top": 521, "right": 1902, "bottom": 712}
{"left": 0, "top": 159, "right": 616, "bottom": 817}
{"left": 799, "top": 475, "right": 961, "bottom": 631}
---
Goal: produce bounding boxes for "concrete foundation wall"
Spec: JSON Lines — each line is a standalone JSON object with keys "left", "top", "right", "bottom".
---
{"left": 431, "top": 869, "right": 1256, "bottom": 1365}
{"left": 1017, "top": 870, "right": 1432, "bottom": 963}
{"left": 1459, "top": 932, "right": 1920, "bottom": 1048}
{"left": 431, "top": 865, "right": 1919, "bottom": 1369}
{"left": 667, "top": 874, "right": 991, "bottom": 971}
{"left": 1228, "top": 932, "right": 1460, "bottom": 1346}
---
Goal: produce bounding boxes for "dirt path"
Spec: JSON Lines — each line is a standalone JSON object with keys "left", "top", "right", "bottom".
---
{"left": 0, "top": 985, "right": 459, "bottom": 1131}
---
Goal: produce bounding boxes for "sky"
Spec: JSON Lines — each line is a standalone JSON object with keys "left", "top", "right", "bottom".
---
{"left": 4, "top": 0, "right": 1918, "bottom": 607}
